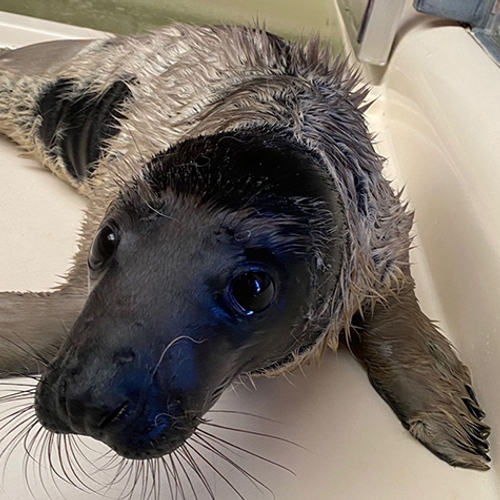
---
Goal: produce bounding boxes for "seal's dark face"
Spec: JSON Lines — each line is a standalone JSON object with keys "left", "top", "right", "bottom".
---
{"left": 35, "top": 130, "right": 345, "bottom": 459}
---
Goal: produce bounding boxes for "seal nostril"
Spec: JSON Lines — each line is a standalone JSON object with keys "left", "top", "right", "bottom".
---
{"left": 97, "top": 401, "right": 129, "bottom": 430}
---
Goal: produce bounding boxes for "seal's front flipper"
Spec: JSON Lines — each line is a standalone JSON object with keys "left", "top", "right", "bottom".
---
{"left": 351, "top": 288, "right": 490, "bottom": 470}
{"left": 0, "top": 290, "right": 85, "bottom": 376}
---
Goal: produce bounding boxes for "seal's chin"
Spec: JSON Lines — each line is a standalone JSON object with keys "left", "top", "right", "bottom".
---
{"left": 101, "top": 414, "right": 199, "bottom": 459}
{"left": 90, "top": 400, "right": 201, "bottom": 459}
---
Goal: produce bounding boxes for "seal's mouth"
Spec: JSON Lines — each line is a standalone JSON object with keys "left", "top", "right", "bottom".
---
{"left": 89, "top": 402, "right": 199, "bottom": 459}
{"left": 100, "top": 410, "right": 199, "bottom": 459}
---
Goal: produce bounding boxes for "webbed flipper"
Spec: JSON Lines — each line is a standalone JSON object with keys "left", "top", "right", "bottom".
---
{"left": 351, "top": 288, "right": 490, "bottom": 470}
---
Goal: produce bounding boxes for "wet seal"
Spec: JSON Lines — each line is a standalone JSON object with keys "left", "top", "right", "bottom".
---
{"left": 0, "top": 23, "right": 490, "bottom": 494}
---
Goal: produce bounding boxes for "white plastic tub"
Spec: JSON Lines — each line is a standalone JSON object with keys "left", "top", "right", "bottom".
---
{"left": 0, "top": 7, "right": 498, "bottom": 499}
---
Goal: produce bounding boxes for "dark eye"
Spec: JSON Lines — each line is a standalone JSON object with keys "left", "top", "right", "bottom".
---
{"left": 229, "top": 271, "right": 275, "bottom": 314}
{"left": 88, "top": 225, "right": 119, "bottom": 272}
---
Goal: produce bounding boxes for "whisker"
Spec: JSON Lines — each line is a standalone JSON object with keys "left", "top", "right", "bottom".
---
{"left": 142, "top": 459, "right": 153, "bottom": 500}
{"left": 207, "top": 408, "right": 283, "bottom": 423}
{"left": 194, "top": 433, "right": 277, "bottom": 497}
{"left": 22, "top": 427, "right": 44, "bottom": 500}
{"left": 186, "top": 441, "right": 251, "bottom": 500}
{"left": 236, "top": 373, "right": 258, "bottom": 391}
{"left": 135, "top": 459, "right": 149, "bottom": 500}
{"left": 143, "top": 459, "right": 155, "bottom": 500}
{"left": 194, "top": 433, "right": 257, "bottom": 482}
{"left": 198, "top": 428, "right": 296, "bottom": 476}
{"left": 61, "top": 435, "right": 106, "bottom": 492}
{"left": 22, "top": 419, "right": 45, "bottom": 467}
{"left": 0, "top": 333, "right": 52, "bottom": 369}
{"left": 0, "top": 416, "right": 38, "bottom": 492}
{"left": 187, "top": 437, "right": 256, "bottom": 500}
{"left": 76, "top": 435, "right": 115, "bottom": 463}
{"left": 173, "top": 451, "right": 199, "bottom": 500}
{"left": 159, "top": 456, "right": 177, "bottom": 500}
{"left": 200, "top": 420, "right": 304, "bottom": 451}
{"left": 178, "top": 444, "right": 215, "bottom": 499}
{"left": 152, "top": 336, "right": 205, "bottom": 378}
{"left": 0, "top": 411, "right": 38, "bottom": 463}
{"left": 94, "top": 450, "right": 123, "bottom": 474}
{"left": 27, "top": 430, "right": 53, "bottom": 500}
{"left": 151, "top": 458, "right": 161, "bottom": 500}
{"left": 0, "top": 388, "right": 36, "bottom": 406}
{"left": 169, "top": 454, "right": 187, "bottom": 500}
{"left": 0, "top": 403, "right": 35, "bottom": 430}
{"left": 108, "top": 457, "right": 135, "bottom": 500}
{"left": 129, "top": 459, "right": 141, "bottom": 500}
{"left": 53, "top": 433, "right": 86, "bottom": 493}
{"left": 65, "top": 436, "right": 110, "bottom": 483}
{"left": 130, "top": 460, "right": 143, "bottom": 500}
{"left": 45, "top": 433, "right": 69, "bottom": 499}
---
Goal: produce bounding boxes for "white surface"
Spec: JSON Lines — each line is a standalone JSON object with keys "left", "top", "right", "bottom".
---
{"left": 0, "top": 9, "right": 498, "bottom": 500}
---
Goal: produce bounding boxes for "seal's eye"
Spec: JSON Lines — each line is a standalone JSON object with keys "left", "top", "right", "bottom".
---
{"left": 88, "top": 225, "right": 119, "bottom": 272}
{"left": 229, "top": 271, "right": 275, "bottom": 314}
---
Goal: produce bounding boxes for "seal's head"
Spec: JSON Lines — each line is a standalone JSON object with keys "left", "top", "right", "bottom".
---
{"left": 34, "top": 128, "right": 345, "bottom": 459}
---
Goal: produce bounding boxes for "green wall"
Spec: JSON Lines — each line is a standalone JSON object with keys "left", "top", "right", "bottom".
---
{"left": 0, "top": 0, "right": 343, "bottom": 47}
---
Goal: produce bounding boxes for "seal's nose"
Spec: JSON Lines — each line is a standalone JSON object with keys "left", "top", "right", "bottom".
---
{"left": 34, "top": 342, "right": 199, "bottom": 459}
{"left": 59, "top": 378, "right": 130, "bottom": 437}
{"left": 35, "top": 356, "right": 138, "bottom": 438}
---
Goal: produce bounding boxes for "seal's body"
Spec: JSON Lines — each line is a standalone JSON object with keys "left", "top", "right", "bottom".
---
{"left": 0, "top": 24, "right": 490, "bottom": 477}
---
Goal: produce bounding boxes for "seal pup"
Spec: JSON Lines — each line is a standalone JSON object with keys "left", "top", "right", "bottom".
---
{"left": 0, "top": 23, "right": 490, "bottom": 484}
